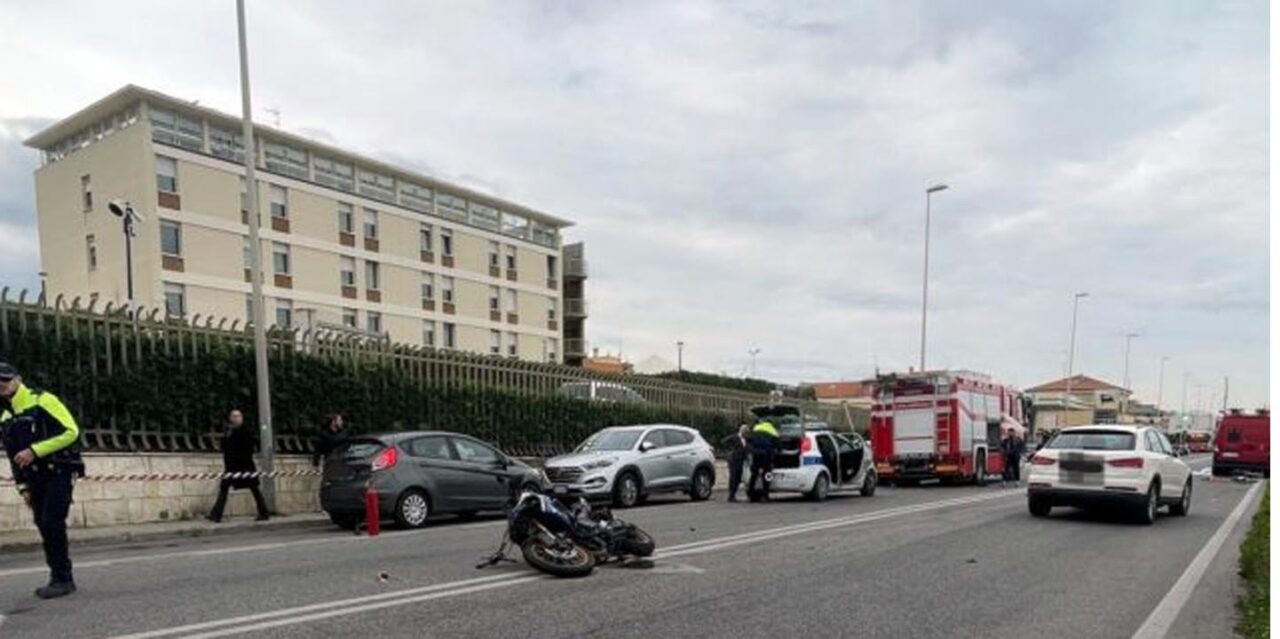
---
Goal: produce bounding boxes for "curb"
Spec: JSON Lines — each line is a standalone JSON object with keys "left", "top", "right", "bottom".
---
{"left": 0, "top": 514, "right": 332, "bottom": 553}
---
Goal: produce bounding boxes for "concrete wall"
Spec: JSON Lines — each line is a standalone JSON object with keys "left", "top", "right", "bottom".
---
{"left": 0, "top": 453, "right": 320, "bottom": 533}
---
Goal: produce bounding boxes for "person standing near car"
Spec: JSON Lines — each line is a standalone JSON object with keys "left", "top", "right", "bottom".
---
{"left": 311, "top": 412, "right": 348, "bottom": 467}
{"left": 720, "top": 424, "right": 750, "bottom": 502}
{"left": 746, "top": 418, "right": 780, "bottom": 502}
{"left": 1000, "top": 430, "right": 1019, "bottom": 486}
{"left": 0, "top": 362, "right": 85, "bottom": 599}
{"left": 207, "top": 409, "right": 270, "bottom": 523}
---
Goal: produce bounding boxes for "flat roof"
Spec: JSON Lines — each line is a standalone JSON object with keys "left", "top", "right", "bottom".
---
{"left": 25, "top": 84, "right": 574, "bottom": 229}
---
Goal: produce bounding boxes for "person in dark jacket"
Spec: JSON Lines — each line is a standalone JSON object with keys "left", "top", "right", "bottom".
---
{"left": 311, "top": 413, "right": 348, "bottom": 467}
{"left": 746, "top": 419, "right": 780, "bottom": 502}
{"left": 719, "top": 424, "right": 751, "bottom": 502}
{"left": 207, "top": 409, "right": 269, "bottom": 522}
{"left": 1000, "top": 430, "right": 1022, "bottom": 486}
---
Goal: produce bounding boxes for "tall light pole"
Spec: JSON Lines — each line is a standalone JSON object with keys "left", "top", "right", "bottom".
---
{"left": 1122, "top": 332, "right": 1139, "bottom": 391}
{"left": 1181, "top": 372, "right": 1190, "bottom": 415}
{"left": 676, "top": 341, "right": 685, "bottom": 373}
{"left": 1156, "top": 355, "right": 1169, "bottom": 408}
{"left": 747, "top": 348, "right": 761, "bottom": 378}
{"left": 919, "top": 183, "right": 948, "bottom": 372}
{"left": 106, "top": 200, "right": 143, "bottom": 315}
{"left": 1063, "top": 292, "right": 1089, "bottom": 417}
{"left": 238, "top": 0, "right": 276, "bottom": 510}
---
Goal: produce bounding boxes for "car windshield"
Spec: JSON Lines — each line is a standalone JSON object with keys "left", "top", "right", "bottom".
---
{"left": 1046, "top": 431, "right": 1135, "bottom": 451}
{"left": 577, "top": 430, "right": 643, "bottom": 452}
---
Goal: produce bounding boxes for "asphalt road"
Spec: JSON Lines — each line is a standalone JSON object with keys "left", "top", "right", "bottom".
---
{"left": 0, "top": 454, "right": 1262, "bottom": 639}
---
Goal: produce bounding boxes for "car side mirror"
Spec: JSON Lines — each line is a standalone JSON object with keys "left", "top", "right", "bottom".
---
{"left": 639, "top": 441, "right": 655, "bottom": 453}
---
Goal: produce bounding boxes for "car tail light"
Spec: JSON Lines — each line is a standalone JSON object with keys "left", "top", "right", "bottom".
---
{"left": 1030, "top": 455, "right": 1056, "bottom": 466}
{"left": 800, "top": 436, "right": 813, "bottom": 453}
{"left": 371, "top": 447, "right": 398, "bottom": 472}
{"left": 1107, "top": 457, "right": 1144, "bottom": 469}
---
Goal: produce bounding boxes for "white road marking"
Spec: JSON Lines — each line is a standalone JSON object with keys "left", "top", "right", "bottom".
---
{"left": 1131, "top": 480, "right": 1265, "bottom": 639}
{"left": 109, "top": 489, "right": 1018, "bottom": 638}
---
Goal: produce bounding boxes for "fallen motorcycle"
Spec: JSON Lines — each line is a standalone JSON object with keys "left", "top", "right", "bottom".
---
{"left": 477, "top": 486, "right": 655, "bottom": 578}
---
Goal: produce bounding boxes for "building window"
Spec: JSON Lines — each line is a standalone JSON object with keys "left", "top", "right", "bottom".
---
{"left": 155, "top": 155, "right": 178, "bottom": 193}
{"left": 547, "top": 297, "right": 557, "bottom": 321}
{"left": 160, "top": 220, "right": 182, "bottom": 256}
{"left": 505, "top": 289, "right": 518, "bottom": 313}
{"left": 342, "top": 308, "right": 358, "bottom": 328}
{"left": 444, "top": 322, "right": 456, "bottom": 349}
{"left": 367, "top": 311, "right": 382, "bottom": 334}
{"left": 423, "top": 321, "right": 436, "bottom": 347}
{"left": 243, "top": 237, "right": 254, "bottom": 269}
{"left": 338, "top": 202, "right": 354, "bottom": 234}
{"left": 442, "top": 276, "right": 455, "bottom": 303}
{"left": 399, "top": 181, "right": 433, "bottom": 213}
{"left": 150, "top": 108, "right": 203, "bottom": 151}
{"left": 420, "top": 224, "right": 433, "bottom": 252}
{"left": 85, "top": 235, "right": 97, "bottom": 271}
{"left": 365, "top": 260, "right": 380, "bottom": 290}
{"left": 263, "top": 141, "right": 309, "bottom": 180}
{"left": 490, "top": 330, "right": 501, "bottom": 355}
{"left": 314, "top": 156, "right": 354, "bottom": 192}
{"left": 272, "top": 242, "right": 291, "bottom": 275}
{"left": 245, "top": 294, "right": 255, "bottom": 323}
{"left": 489, "top": 241, "right": 500, "bottom": 268}
{"left": 489, "top": 286, "right": 500, "bottom": 311}
{"left": 363, "top": 208, "right": 379, "bottom": 239}
{"left": 421, "top": 273, "right": 434, "bottom": 300}
{"left": 506, "top": 332, "right": 518, "bottom": 357}
{"left": 269, "top": 185, "right": 288, "bottom": 219}
{"left": 340, "top": 256, "right": 356, "bottom": 287}
{"left": 545, "top": 338, "right": 557, "bottom": 363}
{"left": 505, "top": 245, "right": 517, "bottom": 271}
{"left": 437, "top": 193, "right": 468, "bottom": 220}
{"left": 275, "top": 299, "right": 293, "bottom": 328}
{"left": 80, "top": 174, "right": 92, "bottom": 212}
{"left": 502, "top": 212, "right": 530, "bottom": 239}
{"left": 440, "top": 228, "right": 454, "bottom": 256}
{"left": 358, "top": 169, "right": 395, "bottom": 203}
{"left": 470, "top": 202, "right": 500, "bottom": 230}
{"left": 239, "top": 177, "right": 249, "bottom": 213}
{"left": 547, "top": 255, "right": 558, "bottom": 278}
{"left": 163, "top": 282, "right": 186, "bottom": 317}
{"left": 209, "top": 127, "right": 244, "bottom": 163}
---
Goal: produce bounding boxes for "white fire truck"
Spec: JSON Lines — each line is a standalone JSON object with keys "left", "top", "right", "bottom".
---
{"left": 870, "top": 370, "right": 1025, "bottom": 485}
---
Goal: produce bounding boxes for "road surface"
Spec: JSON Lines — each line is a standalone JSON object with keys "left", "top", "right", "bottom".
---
{"left": 0, "top": 455, "right": 1262, "bottom": 638}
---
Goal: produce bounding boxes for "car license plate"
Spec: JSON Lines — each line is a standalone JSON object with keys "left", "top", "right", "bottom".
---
{"left": 1222, "top": 452, "right": 1240, "bottom": 458}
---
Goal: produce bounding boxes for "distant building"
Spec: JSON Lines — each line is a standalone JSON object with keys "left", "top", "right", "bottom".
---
{"left": 633, "top": 355, "right": 677, "bottom": 375}
{"left": 1025, "top": 374, "right": 1132, "bottom": 432}
{"left": 809, "top": 380, "right": 876, "bottom": 409}
{"left": 583, "top": 350, "right": 631, "bottom": 375}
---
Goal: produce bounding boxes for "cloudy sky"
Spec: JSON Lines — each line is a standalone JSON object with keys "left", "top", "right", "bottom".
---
{"left": 0, "top": 1, "right": 1268, "bottom": 408}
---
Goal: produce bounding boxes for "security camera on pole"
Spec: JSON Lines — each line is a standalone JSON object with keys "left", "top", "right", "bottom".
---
{"left": 107, "top": 199, "right": 144, "bottom": 315}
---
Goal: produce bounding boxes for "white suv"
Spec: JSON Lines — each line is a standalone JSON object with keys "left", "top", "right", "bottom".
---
{"left": 543, "top": 425, "right": 716, "bottom": 508}
{"left": 1026, "top": 425, "right": 1193, "bottom": 524}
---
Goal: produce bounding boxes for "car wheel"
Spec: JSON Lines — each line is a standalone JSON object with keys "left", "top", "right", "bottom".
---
{"left": 860, "top": 469, "right": 877, "bottom": 497}
{"left": 613, "top": 473, "right": 640, "bottom": 509}
{"left": 394, "top": 489, "right": 431, "bottom": 529}
{"left": 1028, "top": 496, "right": 1051, "bottom": 517}
{"left": 1136, "top": 481, "right": 1159, "bottom": 525}
{"left": 690, "top": 467, "right": 713, "bottom": 502}
{"left": 809, "top": 473, "right": 830, "bottom": 501}
{"left": 1169, "top": 479, "right": 1192, "bottom": 516}
{"left": 328, "top": 513, "right": 359, "bottom": 530}
{"left": 973, "top": 457, "right": 987, "bottom": 487}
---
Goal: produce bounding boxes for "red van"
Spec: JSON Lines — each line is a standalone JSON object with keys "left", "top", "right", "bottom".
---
{"left": 1212, "top": 410, "right": 1270, "bottom": 477}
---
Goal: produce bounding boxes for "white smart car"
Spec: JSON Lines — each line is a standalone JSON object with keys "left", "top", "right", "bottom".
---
{"left": 1026, "top": 425, "right": 1193, "bottom": 524}
{"left": 753, "top": 405, "right": 877, "bottom": 501}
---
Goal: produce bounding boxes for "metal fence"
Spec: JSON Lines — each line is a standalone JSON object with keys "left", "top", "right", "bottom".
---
{"left": 0, "top": 288, "right": 851, "bottom": 455}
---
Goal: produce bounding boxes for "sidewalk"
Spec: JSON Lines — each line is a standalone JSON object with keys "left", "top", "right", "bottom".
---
{"left": 0, "top": 512, "right": 331, "bottom": 553}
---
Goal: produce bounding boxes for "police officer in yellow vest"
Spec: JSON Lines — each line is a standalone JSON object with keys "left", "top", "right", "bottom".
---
{"left": 746, "top": 418, "right": 780, "bottom": 502}
{"left": 0, "top": 362, "right": 84, "bottom": 599}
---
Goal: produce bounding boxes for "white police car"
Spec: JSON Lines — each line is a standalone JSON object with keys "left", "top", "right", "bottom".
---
{"left": 753, "top": 405, "right": 877, "bottom": 501}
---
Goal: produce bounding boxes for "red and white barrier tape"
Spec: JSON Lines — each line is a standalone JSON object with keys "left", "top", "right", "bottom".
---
{"left": 0, "top": 468, "right": 322, "bottom": 485}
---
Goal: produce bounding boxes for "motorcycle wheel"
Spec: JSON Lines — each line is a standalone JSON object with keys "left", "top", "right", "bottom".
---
{"left": 521, "top": 538, "right": 596, "bottom": 578}
{"left": 618, "top": 527, "right": 656, "bottom": 557}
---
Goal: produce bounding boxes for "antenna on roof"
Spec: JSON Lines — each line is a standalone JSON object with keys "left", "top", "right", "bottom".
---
{"left": 263, "top": 106, "right": 281, "bottom": 128}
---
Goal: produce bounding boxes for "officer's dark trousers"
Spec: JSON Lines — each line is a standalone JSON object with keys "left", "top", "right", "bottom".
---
{"left": 208, "top": 479, "right": 269, "bottom": 521}
{"left": 29, "top": 471, "right": 74, "bottom": 584}
{"left": 726, "top": 451, "right": 746, "bottom": 499}
{"left": 1003, "top": 452, "right": 1020, "bottom": 482}
{"left": 747, "top": 454, "right": 773, "bottom": 502}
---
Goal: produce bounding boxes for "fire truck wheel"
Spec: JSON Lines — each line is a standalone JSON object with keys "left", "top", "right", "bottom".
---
{"left": 973, "top": 458, "right": 988, "bottom": 487}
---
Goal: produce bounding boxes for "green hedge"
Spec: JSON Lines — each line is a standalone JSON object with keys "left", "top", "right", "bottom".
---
{"left": 1237, "top": 486, "right": 1269, "bottom": 639}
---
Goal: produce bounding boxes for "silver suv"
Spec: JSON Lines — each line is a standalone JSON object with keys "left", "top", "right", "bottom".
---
{"left": 544, "top": 425, "right": 716, "bottom": 508}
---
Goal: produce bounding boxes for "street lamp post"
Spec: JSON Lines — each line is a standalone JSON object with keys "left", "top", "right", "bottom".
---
{"left": 676, "top": 341, "right": 685, "bottom": 373}
{"left": 1156, "top": 355, "right": 1169, "bottom": 408}
{"left": 237, "top": 0, "right": 276, "bottom": 511}
{"left": 1122, "top": 332, "right": 1139, "bottom": 391}
{"left": 747, "top": 348, "right": 761, "bottom": 378}
{"left": 106, "top": 199, "right": 143, "bottom": 314}
{"left": 919, "top": 183, "right": 948, "bottom": 372}
{"left": 1063, "top": 292, "right": 1089, "bottom": 420}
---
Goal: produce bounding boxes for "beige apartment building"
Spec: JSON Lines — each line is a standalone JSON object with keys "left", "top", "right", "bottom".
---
{"left": 25, "top": 85, "right": 588, "bottom": 364}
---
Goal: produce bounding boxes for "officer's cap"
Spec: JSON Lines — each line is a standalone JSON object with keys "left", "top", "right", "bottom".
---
{"left": 0, "top": 362, "right": 17, "bottom": 381}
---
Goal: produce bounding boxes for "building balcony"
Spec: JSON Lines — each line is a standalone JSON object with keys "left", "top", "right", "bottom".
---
{"left": 564, "top": 299, "right": 588, "bottom": 318}
{"left": 564, "top": 258, "right": 587, "bottom": 280}
{"left": 564, "top": 338, "right": 588, "bottom": 357}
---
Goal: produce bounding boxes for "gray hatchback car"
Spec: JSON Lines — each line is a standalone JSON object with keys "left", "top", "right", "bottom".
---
{"left": 320, "top": 431, "right": 545, "bottom": 529}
